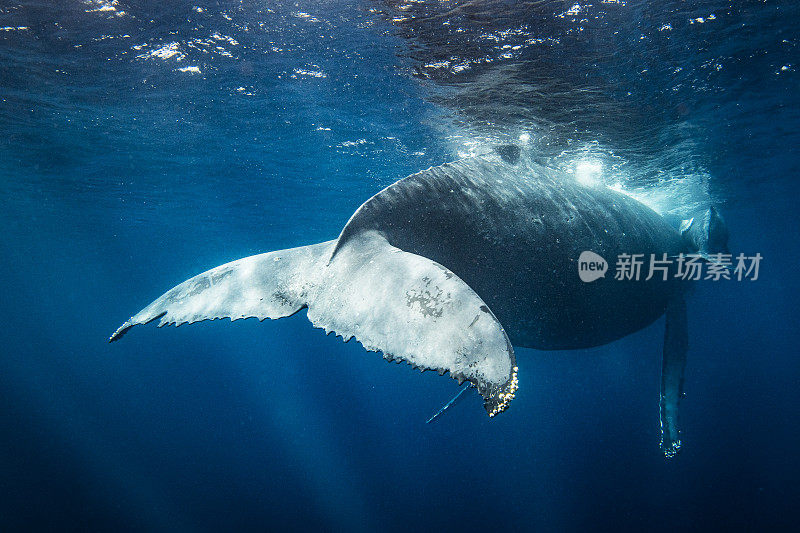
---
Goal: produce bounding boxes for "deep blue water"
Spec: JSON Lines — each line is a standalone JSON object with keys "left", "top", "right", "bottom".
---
{"left": 1, "top": 1, "right": 798, "bottom": 531}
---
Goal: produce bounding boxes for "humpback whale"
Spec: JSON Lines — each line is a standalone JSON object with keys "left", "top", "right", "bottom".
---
{"left": 110, "top": 156, "right": 727, "bottom": 457}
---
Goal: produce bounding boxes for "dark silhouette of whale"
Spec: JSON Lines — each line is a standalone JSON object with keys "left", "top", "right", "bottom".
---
{"left": 110, "top": 156, "right": 727, "bottom": 457}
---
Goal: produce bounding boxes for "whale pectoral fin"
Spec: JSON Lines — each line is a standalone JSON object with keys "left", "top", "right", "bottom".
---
{"left": 312, "top": 231, "right": 518, "bottom": 416}
{"left": 660, "top": 296, "right": 689, "bottom": 458}
{"left": 109, "top": 241, "right": 335, "bottom": 341}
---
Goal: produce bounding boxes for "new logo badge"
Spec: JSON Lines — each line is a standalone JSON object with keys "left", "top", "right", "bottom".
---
{"left": 578, "top": 251, "right": 608, "bottom": 282}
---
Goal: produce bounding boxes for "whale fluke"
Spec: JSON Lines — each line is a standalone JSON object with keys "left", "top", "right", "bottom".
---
{"left": 110, "top": 230, "right": 518, "bottom": 416}
{"left": 109, "top": 240, "right": 333, "bottom": 341}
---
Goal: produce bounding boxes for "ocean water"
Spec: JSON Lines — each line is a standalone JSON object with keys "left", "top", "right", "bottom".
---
{"left": 1, "top": 0, "right": 798, "bottom": 531}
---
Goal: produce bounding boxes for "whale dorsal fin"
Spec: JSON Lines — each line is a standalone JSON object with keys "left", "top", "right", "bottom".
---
{"left": 493, "top": 144, "right": 521, "bottom": 164}
{"left": 110, "top": 231, "right": 518, "bottom": 416}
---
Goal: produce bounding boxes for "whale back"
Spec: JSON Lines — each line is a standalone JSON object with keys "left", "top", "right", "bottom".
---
{"left": 333, "top": 158, "right": 686, "bottom": 349}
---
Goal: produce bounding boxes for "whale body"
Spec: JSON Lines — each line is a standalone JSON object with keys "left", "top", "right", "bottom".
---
{"left": 110, "top": 156, "right": 726, "bottom": 456}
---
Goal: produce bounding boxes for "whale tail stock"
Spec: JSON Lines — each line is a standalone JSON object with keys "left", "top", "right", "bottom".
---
{"left": 109, "top": 230, "right": 518, "bottom": 416}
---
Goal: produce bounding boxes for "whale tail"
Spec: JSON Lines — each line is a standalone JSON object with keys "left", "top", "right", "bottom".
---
{"left": 680, "top": 206, "right": 729, "bottom": 256}
{"left": 109, "top": 240, "right": 334, "bottom": 342}
{"left": 109, "top": 231, "right": 518, "bottom": 416}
